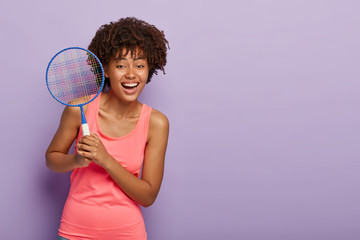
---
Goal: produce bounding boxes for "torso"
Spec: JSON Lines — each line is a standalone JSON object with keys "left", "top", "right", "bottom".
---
{"left": 59, "top": 92, "right": 152, "bottom": 239}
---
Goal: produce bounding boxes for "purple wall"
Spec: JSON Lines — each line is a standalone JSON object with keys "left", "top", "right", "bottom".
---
{"left": 1, "top": 0, "right": 359, "bottom": 239}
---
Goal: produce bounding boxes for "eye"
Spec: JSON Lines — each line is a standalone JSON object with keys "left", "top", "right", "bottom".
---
{"left": 137, "top": 65, "right": 144, "bottom": 69}
{"left": 116, "top": 65, "right": 125, "bottom": 69}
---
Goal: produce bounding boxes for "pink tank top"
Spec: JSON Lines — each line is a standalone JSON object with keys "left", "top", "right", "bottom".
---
{"left": 59, "top": 93, "right": 151, "bottom": 240}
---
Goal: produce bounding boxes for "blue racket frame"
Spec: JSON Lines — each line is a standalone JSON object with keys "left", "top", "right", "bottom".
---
{"left": 46, "top": 47, "right": 105, "bottom": 134}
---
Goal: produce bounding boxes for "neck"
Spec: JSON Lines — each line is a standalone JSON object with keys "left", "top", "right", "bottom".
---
{"left": 101, "top": 91, "right": 142, "bottom": 118}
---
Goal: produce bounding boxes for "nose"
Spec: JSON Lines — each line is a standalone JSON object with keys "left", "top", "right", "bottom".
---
{"left": 125, "top": 67, "right": 135, "bottom": 79}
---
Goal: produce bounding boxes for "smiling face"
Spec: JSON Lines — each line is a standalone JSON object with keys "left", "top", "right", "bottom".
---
{"left": 104, "top": 48, "right": 149, "bottom": 102}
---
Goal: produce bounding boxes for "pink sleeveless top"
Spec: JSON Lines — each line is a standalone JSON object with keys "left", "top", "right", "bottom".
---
{"left": 59, "top": 93, "right": 150, "bottom": 240}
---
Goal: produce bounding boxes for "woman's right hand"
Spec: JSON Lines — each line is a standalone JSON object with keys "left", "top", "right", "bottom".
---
{"left": 74, "top": 153, "right": 92, "bottom": 168}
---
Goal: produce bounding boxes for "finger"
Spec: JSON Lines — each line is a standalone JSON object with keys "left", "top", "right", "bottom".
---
{"left": 91, "top": 132, "right": 100, "bottom": 139}
{"left": 78, "top": 136, "right": 85, "bottom": 144}
{"left": 77, "top": 150, "right": 93, "bottom": 160}
{"left": 86, "top": 134, "right": 102, "bottom": 147}
{"left": 81, "top": 136, "right": 97, "bottom": 145}
{"left": 77, "top": 143, "right": 92, "bottom": 152}
{"left": 77, "top": 149, "right": 86, "bottom": 157}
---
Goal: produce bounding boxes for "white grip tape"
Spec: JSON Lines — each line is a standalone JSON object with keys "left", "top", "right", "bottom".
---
{"left": 82, "top": 123, "right": 90, "bottom": 136}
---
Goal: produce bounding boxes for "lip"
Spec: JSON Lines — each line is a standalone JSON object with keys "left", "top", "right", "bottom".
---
{"left": 121, "top": 82, "right": 139, "bottom": 95}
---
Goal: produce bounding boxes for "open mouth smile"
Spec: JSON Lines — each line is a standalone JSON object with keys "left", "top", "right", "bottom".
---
{"left": 121, "top": 82, "right": 139, "bottom": 94}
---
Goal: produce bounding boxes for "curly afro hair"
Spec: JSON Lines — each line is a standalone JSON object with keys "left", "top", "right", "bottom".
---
{"left": 88, "top": 17, "right": 169, "bottom": 88}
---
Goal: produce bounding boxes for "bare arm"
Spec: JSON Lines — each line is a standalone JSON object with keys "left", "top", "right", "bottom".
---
{"left": 77, "top": 109, "right": 169, "bottom": 207}
{"left": 45, "top": 106, "right": 91, "bottom": 173}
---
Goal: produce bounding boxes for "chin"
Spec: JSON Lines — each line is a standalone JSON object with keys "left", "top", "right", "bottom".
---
{"left": 122, "top": 94, "right": 140, "bottom": 103}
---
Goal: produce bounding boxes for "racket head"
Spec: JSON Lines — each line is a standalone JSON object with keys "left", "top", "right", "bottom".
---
{"left": 46, "top": 47, "right": 105, "bottom": 107}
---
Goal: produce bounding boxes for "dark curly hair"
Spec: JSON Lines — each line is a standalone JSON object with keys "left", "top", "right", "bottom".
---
{"left": 88, "top": 17, "right": 169, "bottom": 88}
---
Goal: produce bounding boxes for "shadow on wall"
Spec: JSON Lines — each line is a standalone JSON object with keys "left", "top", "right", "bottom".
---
{"left": 38, "top": 142, "right": 73, "bottom": 239}
{"left": 43, "top": 169, "right": 71, "bottom": 232}
{"left": 40, "top": 169, "right": 71, "bottom": 238}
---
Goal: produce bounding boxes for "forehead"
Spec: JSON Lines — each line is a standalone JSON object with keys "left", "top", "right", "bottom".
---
{"left": 115, "top": 47, "right": 145, "bottom": 59}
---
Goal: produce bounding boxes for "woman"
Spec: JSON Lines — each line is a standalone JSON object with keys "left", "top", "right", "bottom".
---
{"left": 46, "top": 17, "right": 170, "bottom": 240}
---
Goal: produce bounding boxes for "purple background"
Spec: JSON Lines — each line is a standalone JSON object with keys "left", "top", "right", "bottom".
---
{"left": 1, "top": 0, "right": 359, "bottom": 239}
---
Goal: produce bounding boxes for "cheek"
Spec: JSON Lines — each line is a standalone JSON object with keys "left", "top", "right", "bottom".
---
{"left": 141, "top": 69, "right": 149, "bottom": 81}
{"left": 109, "top": 70, "right": 125, "bottom": 79}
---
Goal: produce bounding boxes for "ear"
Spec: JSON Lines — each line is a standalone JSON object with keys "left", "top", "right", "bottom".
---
{"left": 103, "top": 66, "right": 109, "bottom": 78}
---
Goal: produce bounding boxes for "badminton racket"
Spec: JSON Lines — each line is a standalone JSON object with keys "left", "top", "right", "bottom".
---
{"left": 46, "top": 47, "right": 105, "bottom": 136}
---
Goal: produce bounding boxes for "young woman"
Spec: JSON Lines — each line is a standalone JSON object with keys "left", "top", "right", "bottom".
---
{"left": 46, "top": 17, "right": 170, "bottom": 240}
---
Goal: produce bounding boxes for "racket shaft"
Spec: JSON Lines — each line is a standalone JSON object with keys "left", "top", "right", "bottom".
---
{"left": 80, "top": 105, "right": 90, "bottom": 136}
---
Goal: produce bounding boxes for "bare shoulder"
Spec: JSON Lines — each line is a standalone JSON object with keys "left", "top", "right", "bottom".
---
{"left": 149, "top": 108, "right": 169, "bottom": 130}
{"left": 148, "top": 109, "right": 169, "bottom": 143}
{"left": 60, "top": 104, "right": 88, "bottom": 131}
{"left": 62, "top": 103, "right": 89, "bottom": 120}
{"left": 62, "top": 105, "right": 80, "bottom": 122}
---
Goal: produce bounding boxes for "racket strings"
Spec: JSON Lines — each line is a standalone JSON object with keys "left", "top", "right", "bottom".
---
{"left": 47, "top": 49, "right": 103, "bottom": 105}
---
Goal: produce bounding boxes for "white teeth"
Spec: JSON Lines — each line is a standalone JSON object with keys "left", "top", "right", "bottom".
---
{"left": 123, "top": 83, "right": 138, "bottom": 87}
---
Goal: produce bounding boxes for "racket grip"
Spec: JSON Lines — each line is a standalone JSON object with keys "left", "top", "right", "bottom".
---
{"left": 82, "top": 123, "right": 90, "bottom": 136}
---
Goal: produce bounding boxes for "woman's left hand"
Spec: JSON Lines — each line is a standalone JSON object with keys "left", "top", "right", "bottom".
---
{"left": 77, "top": 133, "right": 112, "bottom": 168}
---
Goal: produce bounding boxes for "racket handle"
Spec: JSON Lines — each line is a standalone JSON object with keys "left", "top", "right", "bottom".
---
{"left": 82, "top": 123, "right": 90, "bottom": 136}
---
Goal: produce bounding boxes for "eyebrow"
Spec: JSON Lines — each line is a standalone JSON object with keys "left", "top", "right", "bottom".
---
{"left": 134, "top": 57, "right": 146, "bottom": 61}
{"left": 115, "top": 57, "right": 146, "bottom": 62}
